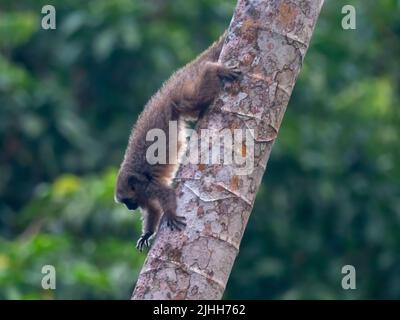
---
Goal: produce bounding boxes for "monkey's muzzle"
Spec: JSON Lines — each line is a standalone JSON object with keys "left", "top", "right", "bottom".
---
{"left": 121, "top": 198, "right": 138, "bottom": 211}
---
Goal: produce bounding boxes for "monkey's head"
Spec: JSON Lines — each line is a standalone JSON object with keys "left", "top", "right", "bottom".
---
{"left": 114, "top": 169, "right": 140, "bottom": 211}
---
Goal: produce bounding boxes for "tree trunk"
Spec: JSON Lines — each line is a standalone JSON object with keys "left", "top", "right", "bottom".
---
{"left": 132, "top": 0, "right": 324, "bottom": 300}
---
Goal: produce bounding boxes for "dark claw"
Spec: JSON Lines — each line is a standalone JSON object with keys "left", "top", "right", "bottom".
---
{"left": 167, "top": 215, "right": 186, "bottom": 231}
{"left": 220, "top": 63, "right": 242, "bottom": 81}
{"left": 136, "top": 232, "right": 152, "bottom": 251}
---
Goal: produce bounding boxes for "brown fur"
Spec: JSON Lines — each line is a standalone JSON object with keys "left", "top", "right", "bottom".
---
{"left": 115, "top": 31, "right": 241, "bottom": 251}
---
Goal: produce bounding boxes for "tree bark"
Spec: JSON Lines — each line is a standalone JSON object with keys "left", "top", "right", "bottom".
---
{"left": 132, "top": 0, "right": 324, "bottom": 300}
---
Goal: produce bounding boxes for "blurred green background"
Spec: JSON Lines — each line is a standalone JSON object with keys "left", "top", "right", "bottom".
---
{"left": 0, "top": 0, "right": 399, "bottom": 299}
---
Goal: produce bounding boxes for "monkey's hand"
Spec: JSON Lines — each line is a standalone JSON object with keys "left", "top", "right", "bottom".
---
{"left": 166, "top": 214, "right": 186, "bottom": 231}
{"left": 136, "top": 231, "right": 152, "bottom": 251}
{"left": 218, "top": 63, "right": 242, "bottom": 81}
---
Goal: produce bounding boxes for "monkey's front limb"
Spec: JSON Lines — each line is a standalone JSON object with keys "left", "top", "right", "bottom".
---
{"left": 149, "top": 182, "right": 186, "bottom": 231}
{"left": 160, "top": 186, "right": 186, "bottom": 231}
{"left": 136, "top": 201, "right": 162, "bottom": 251}
{"left": 175, "top": 62, "right": 241, "bottom": 115}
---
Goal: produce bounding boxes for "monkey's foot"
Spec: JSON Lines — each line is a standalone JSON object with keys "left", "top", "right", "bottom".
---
{"left": 219, "top": 63, "right": 242, "bottom": 81}
{"left": 166, "top": 215, "right": 186, "bottom": 231}
{"left": 136, "top": 232, "right": 152, "bottom": 251}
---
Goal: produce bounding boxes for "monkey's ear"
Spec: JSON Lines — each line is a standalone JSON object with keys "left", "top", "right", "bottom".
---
{"left": 128, "top": 172, "right": 151, "bottom": 188}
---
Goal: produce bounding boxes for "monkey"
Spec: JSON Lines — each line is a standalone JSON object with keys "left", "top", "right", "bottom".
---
{"left": 115, "top": 31, "right": 241, "bottom": 251}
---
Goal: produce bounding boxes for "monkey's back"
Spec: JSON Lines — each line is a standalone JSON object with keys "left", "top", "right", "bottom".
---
{"left": 122, "top": 32, "right": 227, "bottom": 183}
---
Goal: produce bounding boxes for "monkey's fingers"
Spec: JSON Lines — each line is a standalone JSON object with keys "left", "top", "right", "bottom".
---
{"left": 167, "top": 215, "right": 186, "bottom": 231}
{"left": 226, "top": 61, "right": 240, "bottom": 69}
{"left": 136, "top": 234, "right": 151, "bottom": 251}
{"left": 227, "top": 69, "right": 242, "bottom": 80}
{"left": 136, "top": 238, "right": 144, "bottom": 251}
{"left": 175, "top": 215, "right": 186, "bottom": 225}
{"left": 220, "top": 65, "right": 242, "bottom": 81}
{"left": 166, "top": 219, "right": 175, "bottom": 230}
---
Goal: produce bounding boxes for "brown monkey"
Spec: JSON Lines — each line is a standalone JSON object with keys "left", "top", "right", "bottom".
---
{"left": 115, "top": 31, "right": 241, "bottom": 251}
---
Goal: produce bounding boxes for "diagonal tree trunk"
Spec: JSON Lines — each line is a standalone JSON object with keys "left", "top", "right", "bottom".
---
{"left": 132, "top": 0, "right": 324, "bottom": 300}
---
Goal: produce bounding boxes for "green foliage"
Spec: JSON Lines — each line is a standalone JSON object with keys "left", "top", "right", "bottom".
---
{"left": 1, "top": 0, "right": 400, "bottom": 299}
{"left": 0, "top": 169, "right": 145, "bottom": 299}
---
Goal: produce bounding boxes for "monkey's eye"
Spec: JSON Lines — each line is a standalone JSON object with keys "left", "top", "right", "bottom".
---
{"left": 128, "top": 176, "right": 136, "bottom": 191}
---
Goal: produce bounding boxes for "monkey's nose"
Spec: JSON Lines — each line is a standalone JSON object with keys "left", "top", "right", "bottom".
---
{"left": 120, "top": 198, "right": 138, "bottom": 211}
{"left": 126, "top": 202, "right": 138, "bottom": 210}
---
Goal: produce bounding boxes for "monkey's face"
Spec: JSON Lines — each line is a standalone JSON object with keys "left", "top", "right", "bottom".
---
{"left": 115, "top": 171, "right": 139, "bottom": 211}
